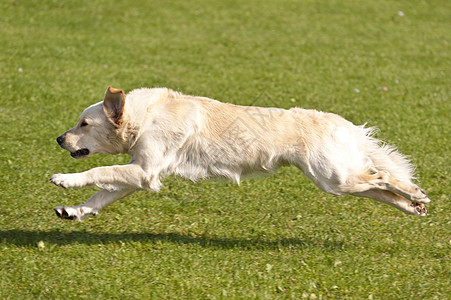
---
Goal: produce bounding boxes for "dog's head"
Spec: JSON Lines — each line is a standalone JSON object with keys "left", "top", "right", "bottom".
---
{"left": 57, "top": 86, "right": 127, "bottom": 159}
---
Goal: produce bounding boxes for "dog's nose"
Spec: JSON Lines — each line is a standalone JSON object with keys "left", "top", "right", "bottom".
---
{"left": 57, "top": 136, "right": 64, "bottom": 145}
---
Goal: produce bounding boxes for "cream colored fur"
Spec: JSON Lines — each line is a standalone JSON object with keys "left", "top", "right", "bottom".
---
{"left": 51, "top": 86, "right": 430, "bottom": 221}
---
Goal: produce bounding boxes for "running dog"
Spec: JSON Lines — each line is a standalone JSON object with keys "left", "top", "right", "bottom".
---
{"left": 51, "top": 86, "right": 430, "bottom": 221}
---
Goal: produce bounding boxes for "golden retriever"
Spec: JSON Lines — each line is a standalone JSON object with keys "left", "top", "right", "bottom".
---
{"left": 51, "top": 86, "right": 430, "bottom": 221}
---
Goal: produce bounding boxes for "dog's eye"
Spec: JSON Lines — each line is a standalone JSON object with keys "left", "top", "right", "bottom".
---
{"left": 80, "top": 121, "right": 89, "bottom": 127}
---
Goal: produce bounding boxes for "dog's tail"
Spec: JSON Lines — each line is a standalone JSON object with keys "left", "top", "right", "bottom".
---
{"left": 362, "top": 126, "right": 416, "bottom": 184}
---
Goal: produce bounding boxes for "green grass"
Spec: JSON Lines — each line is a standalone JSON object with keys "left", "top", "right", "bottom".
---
{"left": 1, "top": 0, "right": 450, "bottom": 298}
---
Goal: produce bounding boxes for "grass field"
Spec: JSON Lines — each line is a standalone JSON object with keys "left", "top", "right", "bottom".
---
{"left": 0, "top": 0, "right": 450, "bottom": 298}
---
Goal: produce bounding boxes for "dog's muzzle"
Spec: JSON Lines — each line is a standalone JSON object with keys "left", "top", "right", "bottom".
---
{"left": 57, "top": 135, "right": 90, "bottom": 158}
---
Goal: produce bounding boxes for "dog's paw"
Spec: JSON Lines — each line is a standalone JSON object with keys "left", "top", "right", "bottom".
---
{"left": 50, "top": 174, "right": 66, "bottom": 188}
{"left": 54, "top": 206, "right": 81, "bottom": 221}
{"left": 50, "top": 173, "right": 84, "bottom": 189}
{"left": 411, "top": 187, "right": 431, "bottom": 204}
{"left": 411, "top": 202, "right": 428, "bottom": 216}
{"left": 54, "top": 206, "right": 97, "bottom": 221}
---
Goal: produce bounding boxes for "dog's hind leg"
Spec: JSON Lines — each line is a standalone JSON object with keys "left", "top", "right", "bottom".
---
{"left": 341, "top": 171, "right": 430, "bottom": 204}
{"left": 54, "top": 188, "right": 136, "bottom": 221}
{"left": 375, "top": 172, "right": 430, "bottom": 204}
{"left": 337, "top": 171, "right": 429, "bottom": 216}
{"left": 351, "top": 189, "right": 427, "bottom": 216}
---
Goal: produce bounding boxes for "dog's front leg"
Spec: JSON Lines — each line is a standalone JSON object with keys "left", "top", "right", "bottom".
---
{"left": 51, "top": 164, "right": 159, "bottom": 191}
{"left": 54, "top": 188, "right": 136, "bottom": 221}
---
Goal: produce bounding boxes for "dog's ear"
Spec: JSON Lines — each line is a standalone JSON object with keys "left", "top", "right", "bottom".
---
{"left": 103, "top": 86, "right": 125, "bottom": 126}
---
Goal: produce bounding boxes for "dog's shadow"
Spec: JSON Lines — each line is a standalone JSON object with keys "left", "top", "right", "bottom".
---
{"left": 0, "top": 229, "right": 345, "bottom": 250}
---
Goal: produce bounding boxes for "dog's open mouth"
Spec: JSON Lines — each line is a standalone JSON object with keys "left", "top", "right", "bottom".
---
{"left": 71, "top": 148, "right": 90, "bottom": 158}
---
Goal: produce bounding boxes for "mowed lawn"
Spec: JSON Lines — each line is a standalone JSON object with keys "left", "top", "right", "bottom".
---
{"left": 0, "top": 0, "right": 450, "bottom": 298}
